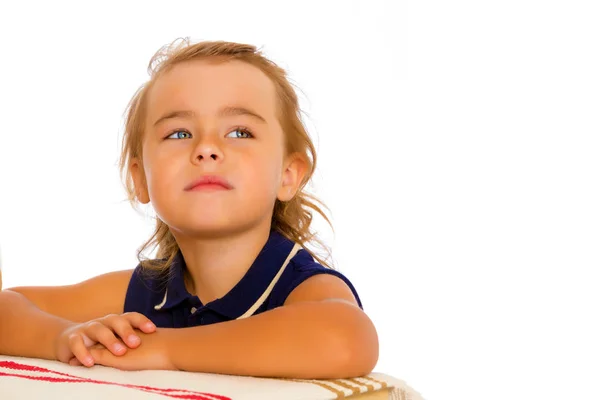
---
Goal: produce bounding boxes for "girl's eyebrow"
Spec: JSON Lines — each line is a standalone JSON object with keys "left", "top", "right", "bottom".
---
{"left": 153, "top": 106, "right": 267, "bottom": 127}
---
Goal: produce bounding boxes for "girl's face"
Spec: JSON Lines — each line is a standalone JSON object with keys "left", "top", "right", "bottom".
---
{"left": 131, "top": 60, "right": 303, "bottom": 237}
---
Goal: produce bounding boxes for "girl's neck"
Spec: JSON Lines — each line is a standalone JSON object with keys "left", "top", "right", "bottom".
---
{"left": 174, "top": 222, "right": 273, "bottom": 305}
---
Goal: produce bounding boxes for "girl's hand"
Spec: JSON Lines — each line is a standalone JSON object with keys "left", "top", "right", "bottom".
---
{"left": 54, "top": 312, "right": 156, "bottom": 367}
{"left": 85, "top": 330, "right": 176, "bottom": 371}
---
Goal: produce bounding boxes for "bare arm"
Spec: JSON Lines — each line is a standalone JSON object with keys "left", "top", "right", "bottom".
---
{"left": 0, "top": 269, "right": 133, "bottom": 360}
{"left": 0, "top": 290, "right": 73, "bottom": 359}
{"left": 166, "top": 274, "right": 379, "bottom": 379}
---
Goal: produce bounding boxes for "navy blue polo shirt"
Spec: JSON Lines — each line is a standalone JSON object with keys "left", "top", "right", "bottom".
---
{"left": 123, "top": 230, "right": 363, "bottom": 328}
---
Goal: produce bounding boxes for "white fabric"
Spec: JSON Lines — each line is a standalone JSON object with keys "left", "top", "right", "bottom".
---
{"left": 0, "top": 355, "right": 424, "bottom": 400}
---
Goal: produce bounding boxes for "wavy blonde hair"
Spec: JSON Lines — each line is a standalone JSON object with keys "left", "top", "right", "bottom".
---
{"left": 118, "top": 38, "right": 334, "bottom": 275}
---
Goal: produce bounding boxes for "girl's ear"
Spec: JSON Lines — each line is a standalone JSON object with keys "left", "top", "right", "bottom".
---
{"left": 277, "top": 153, "right": 308, "bottom": 202}
{"left": 130, "top": 158, "right": 150, "bottom": 204}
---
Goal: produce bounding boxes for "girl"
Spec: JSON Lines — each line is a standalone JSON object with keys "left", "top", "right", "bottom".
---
{"left": 0, "top": 38, "right": 379, "bottom": 379}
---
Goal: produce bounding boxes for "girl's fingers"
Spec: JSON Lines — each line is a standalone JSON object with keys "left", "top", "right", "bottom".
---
{"left": 101, "top": 313, "right": 155, "bottom": 348}
{"left": 69, "top": 357, "right": 83, "bottom": 367}
{"left": 85, "top": 322, "right": 127, "bottom": 356}
{"left": 67, "top": 333, "right": 94, "bottom": 367}
{"left": 107, "top": 318, "right": 142, "bottom": 349}
{"left": 123, "top": 312, "right": 156, "bottom": 333}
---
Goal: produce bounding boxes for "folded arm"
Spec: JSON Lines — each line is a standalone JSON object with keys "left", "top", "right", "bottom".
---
{"left": 91, "top": 273, "right": 379, "bottom": 379}
{"left": 168, "top": 287, "right": 379, "bottom": 379}
{"left": 0, "top": 269, "right": 133, "bottom": 360}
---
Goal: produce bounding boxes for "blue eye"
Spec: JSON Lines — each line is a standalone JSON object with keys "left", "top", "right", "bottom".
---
{"left": 166, "top": 129, "right": 192, "bottom": 139}
{"left": 165, "top": 127, "right": 254, "bottom": 140}
{"left": 226, "top": 127, "right": 254, "bottom": 139}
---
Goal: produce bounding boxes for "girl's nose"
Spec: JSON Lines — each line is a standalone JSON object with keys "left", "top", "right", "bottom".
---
{"left": 193, "top": 138, "right": 224, "bottom": 163}
{"left": 198, "top": 152, "right": 219, "bottom": 161}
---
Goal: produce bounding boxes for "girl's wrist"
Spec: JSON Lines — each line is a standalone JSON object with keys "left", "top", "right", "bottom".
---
{"left": 51, "top": 320, "right": 78, "bottom": 361}
{"left": 160, "top": 328, "right": 181, "bottom": 371}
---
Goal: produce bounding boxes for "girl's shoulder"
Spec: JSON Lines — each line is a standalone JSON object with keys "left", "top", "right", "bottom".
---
{"left": 267, "top": 248, "right": 364, "bottom": 310}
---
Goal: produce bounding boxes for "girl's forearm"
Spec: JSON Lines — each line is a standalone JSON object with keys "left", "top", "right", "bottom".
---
{"left": 0, "top": 290, "right": 72, "bottom": 360}
{"left": 165, "top": 300, "right": 378, "bottom": 379}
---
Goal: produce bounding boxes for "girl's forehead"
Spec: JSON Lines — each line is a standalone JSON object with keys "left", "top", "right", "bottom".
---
{"left": 146, "top": 60, "right": 278, "bottom": 124}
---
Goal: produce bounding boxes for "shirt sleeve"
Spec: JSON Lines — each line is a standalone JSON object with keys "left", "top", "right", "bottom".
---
{"left": 266, "top": 249, "right": 364, "bottom": 310}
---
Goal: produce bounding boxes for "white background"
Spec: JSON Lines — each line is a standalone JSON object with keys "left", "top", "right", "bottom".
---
{"left": 0, "top": 1, "right": 598, "bottom": 399}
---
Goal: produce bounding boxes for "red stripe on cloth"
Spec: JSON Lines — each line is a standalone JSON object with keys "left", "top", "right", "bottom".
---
{"left": 0, "top": 361, "right": 231, "bottom": 400}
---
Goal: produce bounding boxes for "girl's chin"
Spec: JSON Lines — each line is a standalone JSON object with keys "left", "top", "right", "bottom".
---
{"left": 168, "top": 221, "right": 249, "bottom": 238}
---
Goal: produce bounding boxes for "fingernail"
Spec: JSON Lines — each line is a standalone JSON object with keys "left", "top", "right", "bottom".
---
{"left": 114, "top": 343, "right": 125, "bottom": 352}
{"left": 85, "top": 356, "right": 94, "bottom": 366}
{"left": 145, "top": 322, "right": 155, "bottom": 329}
{"left": 128, "top": 335, "right": 140, "bottom": 344}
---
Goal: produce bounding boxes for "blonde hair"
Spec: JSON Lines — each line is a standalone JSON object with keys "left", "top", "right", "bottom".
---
{"left": 118, "top": 38, "right": 334, "bottom": 274}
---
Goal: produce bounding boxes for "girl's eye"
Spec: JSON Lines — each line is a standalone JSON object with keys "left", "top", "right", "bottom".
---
{"left": 226, "top": 127, "right": 254, "bottom": 139}
{"left": 165, "top": 127, "right": 254, "bottom": 140}
{"left": 166, "top": 129, "right": 192, "bottom": 140}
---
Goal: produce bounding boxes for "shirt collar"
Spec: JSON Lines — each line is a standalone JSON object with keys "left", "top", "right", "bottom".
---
{"left": 154, "top": 230, "right": 296, "bottom": 319}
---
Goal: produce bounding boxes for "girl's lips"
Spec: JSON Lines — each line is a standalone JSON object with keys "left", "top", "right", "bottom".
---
{"left": 185, "top": 175, "right": 233, "bottom": 191}
{"left": 187, "top": 182, "right": 230, "bottom": 191}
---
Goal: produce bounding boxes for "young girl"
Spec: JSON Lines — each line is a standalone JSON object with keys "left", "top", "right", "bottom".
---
{"left": 0, "top": 38, "right": 379, "bottom": 379}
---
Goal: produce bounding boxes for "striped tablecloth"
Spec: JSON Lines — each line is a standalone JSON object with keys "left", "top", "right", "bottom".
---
{"left": 0, "top": 355, "right": 423, "bottom": 399}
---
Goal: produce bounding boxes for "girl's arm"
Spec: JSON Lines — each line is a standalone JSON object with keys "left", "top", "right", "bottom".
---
{"left": 168, "top": 299, "right": 378, "bottom": 378}
{"left": 0, "top": 290, "right": 73, "bottom": 359}
{"left": 160, "top": 273, "right": 379, "bottom": 379}
{"left": 0, "top": 269, "right": 133, "bottom": 359}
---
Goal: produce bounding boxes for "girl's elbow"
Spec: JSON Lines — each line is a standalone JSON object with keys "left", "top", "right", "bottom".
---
{"left": 331, "top": 306, "right": 380, "bottom": 377}
{"left": 341, "top": 326, "right": 379, "bottom": 377}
